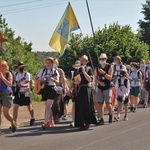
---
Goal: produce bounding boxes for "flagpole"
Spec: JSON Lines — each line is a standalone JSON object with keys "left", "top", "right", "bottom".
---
{"left": 85, "top": 0, "right": 99, "bottom": 64}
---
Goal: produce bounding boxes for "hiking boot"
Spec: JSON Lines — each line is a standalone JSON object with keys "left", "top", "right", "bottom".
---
{"left": 11, "top": 121, "right": 17, "bottom": 133}
{"left": 84, "top": 123, "right": 90, "bottom": 130}
{"left": 99, "top": 118, "right": 104, "bottom": 125}
{"left": 30, "top": 118, "right": 35, "bottom": 126}
{"left": 109, "top": 114, "right": 113, "bottom": 123}
{"left": 124, "top": 115, "right": 128, "bottom": 121}
{"left": 130, "top": 106, "right": 134, "bottom": 112}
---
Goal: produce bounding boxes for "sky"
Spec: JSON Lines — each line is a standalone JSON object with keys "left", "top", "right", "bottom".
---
{"left": 0, "top": 0, "right": 146, "bottom": 52}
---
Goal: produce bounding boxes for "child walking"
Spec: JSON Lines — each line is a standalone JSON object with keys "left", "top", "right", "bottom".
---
{"left": 115, "top": 70, "right": 130, "bottom": 121}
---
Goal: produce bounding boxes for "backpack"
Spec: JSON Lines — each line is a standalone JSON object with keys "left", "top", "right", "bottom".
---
{"left": 114, "top": 64, "right": 122, "bottom": 72}
{"left": 118, "top": 78, "right": 128, "bottom": 88}
{"left": 130, "top": 70, "right": 141, "bottom": 79}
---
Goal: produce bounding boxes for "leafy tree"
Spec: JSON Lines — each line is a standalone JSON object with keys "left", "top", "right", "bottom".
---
{"left": 138, "top": 0, "right": 150, "bottom": 45}
{"left": 59, "top": 23, "right": 149, "bottom": 77}
{"left": 0, "top": 14, "right": 43, "bottom": 76}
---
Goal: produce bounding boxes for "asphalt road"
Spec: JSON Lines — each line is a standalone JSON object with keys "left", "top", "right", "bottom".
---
{"left": 1, "top": 105, "right": 150, "bottom": 150}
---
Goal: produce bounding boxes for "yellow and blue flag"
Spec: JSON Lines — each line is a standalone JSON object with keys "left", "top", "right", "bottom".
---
{"left": 49, "top": 2, "right": 80, "bottom": 55}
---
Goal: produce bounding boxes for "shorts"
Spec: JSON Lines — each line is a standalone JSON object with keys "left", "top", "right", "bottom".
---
{"left": 64, "top": 95, "right": 70, "bottom": 105}
{"left": 130, "top": 86, "right": 140, "bottom": 97}
{"left": 95, "top": 87, "right": 112, "bottom": 103}
{"left": 41, "top": 86, "right": 56, "bottom": 101}
{"left": 13, "top": 92, "right": 31, "bottom": 106}
{"left": 145, "top": 81, "right": 150, "bottom": 91}
{"left": 117, "top": 96, "right": 129, "bottom": 106}
{"left": 0, "top": 91, "right": 13, "bottom": 107}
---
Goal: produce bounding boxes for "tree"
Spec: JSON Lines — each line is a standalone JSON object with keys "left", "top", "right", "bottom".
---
{"left": 59, "top": 23, "right": 149, "bottom": 77}
{"left": 0, "top": 14, "right": 43, "bottom": 76}
{"left": 138, "top": 0, "right": 150, "bottom": 45}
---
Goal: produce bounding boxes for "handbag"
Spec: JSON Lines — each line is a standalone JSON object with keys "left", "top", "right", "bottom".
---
{"left": 54, "top": 86, "right": 64, "bottom": 95}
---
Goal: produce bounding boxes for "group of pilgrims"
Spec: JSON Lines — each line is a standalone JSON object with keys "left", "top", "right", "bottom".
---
{"left": 0, "top": 53, "right": 150, "bottom": 133}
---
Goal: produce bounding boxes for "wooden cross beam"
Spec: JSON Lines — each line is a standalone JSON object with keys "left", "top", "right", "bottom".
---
{"left": 0, "top": 33, "right": 8, "bottom": 46}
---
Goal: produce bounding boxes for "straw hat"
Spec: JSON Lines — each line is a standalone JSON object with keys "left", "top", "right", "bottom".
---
{"left": 15, "top": 61, "right": 26, "bottom": 68}
{"left": 43, "top": 57, "right": 54, "bottom": 64}
{"left": 79, "top": 55, "right": 89, "bottom": 62}
{"left": 72, "top": 60, "right": 81, "bottom": 68}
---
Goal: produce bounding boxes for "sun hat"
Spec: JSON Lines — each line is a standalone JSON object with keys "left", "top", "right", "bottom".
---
{"left": 99, "top": 53, "right": 107, "bottom": 59}
{"left": 15, "top": 61, "right": 26, "bottom": 68}
{"left": 43, "top": 57, "right": 54, "bottom": 64}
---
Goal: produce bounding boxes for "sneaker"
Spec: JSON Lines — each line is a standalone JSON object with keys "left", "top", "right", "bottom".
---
{"left": 143, "top": 104, "right": 147, "bottom": 108}
{"left": 62, "top": 115, "right": 67, "bottom": 120}
{"left": 114, "top": 116, "right": 120, "bottom": 121}
{"left": 109, "top": 114, "right": 113, "bottom": 123}
{"left": 41, "top": 122, "right": 49, "bottom": 130}
{"left": 99, "top": 118, "right": 104, "bottom": 125}
{"left": 11, "top": 121, "right": 17, "bottom": 133}
{"left": 49, "top": 121, "right": 55, "bottom": 127}
{"left": 69, "top": 122, "right": 74, "bottom": 127}
{"left": 124, "top": 115, "right": 128, "bottom": 121}
{"left": 30, "top": 118, "right": 35, "bottom": 126}
{"left": 9, "top": 125, "right": 19, "bottom": 129}
{"left": 133, "top": 108, "right": 137, "bottom": 113}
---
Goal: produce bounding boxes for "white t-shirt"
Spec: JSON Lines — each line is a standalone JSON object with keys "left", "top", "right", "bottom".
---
{"left": 37, "top": 68, "right": 60, "bottom": 86}
{"left": 15, "top": 71, "right": 30, "bottom": 92}
{"left": 115, "top": 77, "right": 130, "bottom": 98}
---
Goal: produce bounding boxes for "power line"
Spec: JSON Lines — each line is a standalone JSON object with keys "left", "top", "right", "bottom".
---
{"left": 0, "top": 0, "right": 81, "bottom": 14}
{"left": 0, "top": 0, "right": 43, "bottom": 8}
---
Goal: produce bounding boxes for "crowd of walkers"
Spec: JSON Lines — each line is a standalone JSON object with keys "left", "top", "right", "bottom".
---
{"left": 0, "top": 54, "right": 150, "bottom": 133}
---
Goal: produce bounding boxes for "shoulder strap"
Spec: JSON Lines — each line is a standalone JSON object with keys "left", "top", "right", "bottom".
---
{"left": 41, "top": 68, "right": 46, "bottom": 77}
{"left": 6, "top": 72, "right": 9, "bottom": 80}
{"left": 118, "top": 78, "right": 121, "bottom": 87}
{"left": 124, "top": 78, "right": 127, "bottom": 88}
{"left": 120, "top": 65, "right": 122, "bottom": 69}
{"left": 24, "top": 72, "right": 27, "bottom": 78}
{"left": 145, "top": 66, "right": 148, "bottom": 72}
{"left": 114, "top": 64, "right": 116, "bottom": 71}
{"left": 118, "top": 78, "right": 127, "bottom": 88}
{"left": 137, "top": 70, "right": 140, "bottom": 78}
